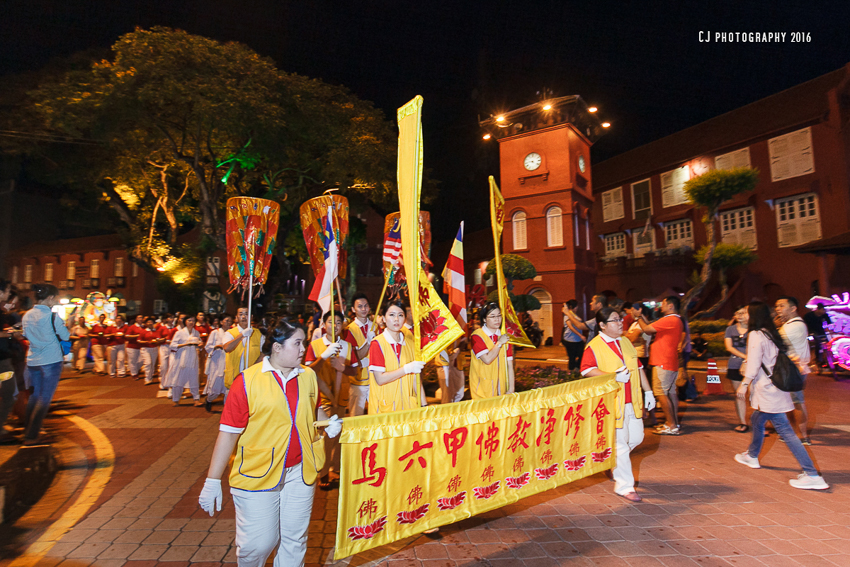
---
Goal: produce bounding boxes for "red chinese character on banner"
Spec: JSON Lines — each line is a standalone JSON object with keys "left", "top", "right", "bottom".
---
{"left": 398, "top": 440, "right": 434, "bottom": 472}
{"left": 447, "top": 475, "right": 462, "bottom": 493}
{"left": 443, "top": 427, "right": 468, "bottom": 468}
{"left": 513, "top": 455, "right": 525, "bottom": 473}
{"left": 596, "top": 434, "right": 608, "bottom": 450}
{"left": 592, "top": 399, "right": 611, "bottom": 434}
{"left": 507, "top": 416, "right": 531, "bottom": 453}
{"left": 418, "top": 282, "right": 430, "bottom": 305}
{"left": 408, "top": 485, "right": 423, "bottom": 506}
{"left": 352, "top": 443, "right": 387, "bottom": 487}
{"left": 541, "top": 449, "right": 554, "bottom": 465}
{"left": 536, "top": 408, "right": 556, "bottom": 446}
{"left": 569, "top": 442, "right": 581, "bottom": 456}
{"left": 564, "top": 404, "right": 585, "bottom": 439}
{"left": 481, "top": 465, "right": 495, "bottom": 483}
{"left": 475, "top": 422, "right": 500, "bottom": 460}
{"left": 358, "top": 498, "right": 379, "bottom": 520}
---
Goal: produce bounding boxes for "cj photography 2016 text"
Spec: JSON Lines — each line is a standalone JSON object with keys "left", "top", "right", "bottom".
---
{"left": 698, "top": 31, "right": 811, "bottom": 43}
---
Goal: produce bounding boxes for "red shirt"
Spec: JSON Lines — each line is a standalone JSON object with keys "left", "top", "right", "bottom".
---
{"left": 368, "top": 337, "right": 403, "bottom": 371}
{"left": 580, "top": 337, "right": 642, "bottom": 404}
{"left": 104, "top": 325, "right": 126, "bottom": 347}
{"left": 196, "top": 324, "right": 211, "bottom": 344}
{"left": 221, "top": 369, "right": 303, "bottom": 468}
{"left": 90, "top": 324, "right": 108, "bottom": 346}
{"left": 124, "top": 324, "right": 144, "bottom": 349}
{"left": 471, "top": 332, "right": 514, "bottom": 359}
{"left": 648, "top": 315, "right": 684, "bottom": 371}
{"left": 344, "top": 321, "right": 372, "bottom": 363}
{"left": 157, "top": 325, "right": 177, "bottom": 344}
{"left": 140, "top": 329, "right": 159, "bottom": 347}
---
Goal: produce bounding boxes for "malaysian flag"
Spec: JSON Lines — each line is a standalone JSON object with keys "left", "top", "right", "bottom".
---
{"left": 442, "top": 222, "right": 467, "bottom": 330}
{"left": 308, "top": 205, "right": 338, "bottom": 316}
{"left": 382, "top": 217, "right": 403, "bottom": 267}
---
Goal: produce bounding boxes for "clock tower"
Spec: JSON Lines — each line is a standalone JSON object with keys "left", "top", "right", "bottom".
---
{"left": 480, "top": 96, "right": 607, "bottom": 342}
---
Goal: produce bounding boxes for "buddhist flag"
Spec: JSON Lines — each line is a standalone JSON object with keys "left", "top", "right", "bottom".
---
{"left": 489, "top": 176, "right": 535, "bottom": 348}
{"left": 442, "top": 222, "right": 467, "bottom": 330}
{"left": 308, "top": 205, "right": 339, "bottom": 316}
{"left": 397, "top": 96, "right": 463, "bottom": 362}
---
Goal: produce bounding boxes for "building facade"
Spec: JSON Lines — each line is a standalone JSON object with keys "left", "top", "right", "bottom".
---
{"left": 592, "top": 65, "right": 850, "bottom": 315}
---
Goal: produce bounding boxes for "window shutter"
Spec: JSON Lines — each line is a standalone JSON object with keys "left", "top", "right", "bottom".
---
{"left": 602, "top": 191, "right": 612, "bottom": 222}
{"left": 660, "top": 171, "right": 674, "bottom": 208}
{"left": 612, "top": 187, "right": 624, "bottom": 219}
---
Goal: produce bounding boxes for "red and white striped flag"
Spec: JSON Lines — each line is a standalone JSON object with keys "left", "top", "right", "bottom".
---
{"left": 382, "top": 217, "right": 403, "bottom": 267}
{"left": 442, "top": 222, "right": 467, "bottom": 330}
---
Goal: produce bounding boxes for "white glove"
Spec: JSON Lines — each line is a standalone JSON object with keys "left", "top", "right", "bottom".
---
{"left": 198, "top": 478, "right": 222, "bottom": 516}
{"left": 644, "top": 391, "right": 656, "bottom": 411}
{"left": 366, "top": 329, "right": 377, "bottom": 342}
{"left": 321, "top": 342, "right": 342, "bottom": 359}
{"left": 614, "top": 365, "right": 631, "bottom": 383}
{"left": 240, "top": 327, "right": 253, "bottom": 338}
{"left": 403, "top": 361, "right": 426, "bottom": 375}
{"left": 325, "top": 414, "right": 342, "bottom": 438}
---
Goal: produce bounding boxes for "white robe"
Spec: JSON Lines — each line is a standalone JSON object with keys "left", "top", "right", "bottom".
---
{"left": 203, "top": 327, "right": 228, "bottom": 397}
{"left": 165, "top": 327, "right": 201, "bottom": 390}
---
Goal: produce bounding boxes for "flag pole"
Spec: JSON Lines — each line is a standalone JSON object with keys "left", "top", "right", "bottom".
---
{"left": 371, "top": 269, "right": 391, "bottom": 334}
{"left": 329, "top": 276, "right": 336, "bottom": 343}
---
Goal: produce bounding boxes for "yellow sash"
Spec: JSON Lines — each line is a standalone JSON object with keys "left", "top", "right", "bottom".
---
{"left": 468, "top": 328, "right": 508, "bottom": 400}
{"left": 367, "top": 334, "right": 420, "bottom": 415}
{"left": 586, "top": 335, "right": 644, "bottom": 427}
{"left": 344, "top": 321, "right": 371, "bottom": 387}
{"left": 224, "top": 327, "right": 262, "bottom": 389}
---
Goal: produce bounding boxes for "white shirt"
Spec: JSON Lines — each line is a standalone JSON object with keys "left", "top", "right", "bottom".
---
{"left": 780, "top": 317, "right": 811, "bottom": 374}
{"left": 743, "top": 330, "right": 793, "bottom": 413}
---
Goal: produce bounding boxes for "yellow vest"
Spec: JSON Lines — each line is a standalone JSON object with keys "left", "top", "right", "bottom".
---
{"left": 469, "top": 328, "right": 509, "bottom": 400}
{"left": 368, "top": 333, "right": 420, "bottom": 415}
{"left": 309, "top": 337, "right": 350, "bottom": 410}
{"left": 345, "top": 321, "right": 371, "bottom": 386}
{"left": 586, "top": 334, "right": 644, "bottom": 427}
{"left": 224, "top": 326, "right": 262, "bottom": 389}
{"left": 229, "top": 363, "right": 325, "bottom": 491}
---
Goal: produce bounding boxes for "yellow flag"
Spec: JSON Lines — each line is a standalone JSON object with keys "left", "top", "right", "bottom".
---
{"left": 397, "top": 96, "right": 463, "bottom": 362}
{"left": 489, "top": 176, "right": 535, "bottom": 348}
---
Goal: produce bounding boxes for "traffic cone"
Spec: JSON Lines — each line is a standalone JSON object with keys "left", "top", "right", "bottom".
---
{"left": 704, "top": 358, "right": 724, "bottom": 394}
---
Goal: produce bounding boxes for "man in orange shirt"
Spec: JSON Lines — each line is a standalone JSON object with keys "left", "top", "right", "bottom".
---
{"left": 637, "top": 296, "right": 685, "bottom": 435}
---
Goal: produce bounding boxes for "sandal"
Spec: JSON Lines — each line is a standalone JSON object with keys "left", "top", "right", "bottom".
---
{"left": 734, "top": 424, "right": 750, "bottom": 433}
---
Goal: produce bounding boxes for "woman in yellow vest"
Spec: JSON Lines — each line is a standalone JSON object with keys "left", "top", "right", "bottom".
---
{"left": 367, "top": 300, "right": 426, "bottom": 414}
{"left": 469, "top": 302, "right": 515, "bottom": 399}
{"left": 199, "top": 320, "right": 341, "bottom": 566}
{"left": 579, "top": 307, "right": 656, "bottom": 502}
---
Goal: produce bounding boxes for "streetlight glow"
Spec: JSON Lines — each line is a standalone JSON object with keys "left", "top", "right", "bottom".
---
{"left": 483, "top": 133, "right": 491, "bottom": 140}
{"left": 588, "top": 106, "right": 598, "bottom": 113}
{"left": 602, "top": 122, "right": 611, "bottom": 128}
{"left": 542, "top": 104, "right": 552, "bottom": 111}
{"left": 495, "top": 115, "right": 505, "bottom": 122}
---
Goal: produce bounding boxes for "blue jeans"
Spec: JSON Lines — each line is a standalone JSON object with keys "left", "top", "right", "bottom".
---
{"left": 748, "top": 410, "right": 817, "bottom": 476}
{"left": 25, "top": 362, "right": 63, "bottom": 440}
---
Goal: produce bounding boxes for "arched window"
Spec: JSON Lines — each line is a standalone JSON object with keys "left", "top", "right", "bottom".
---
{"left": 512, "top": 211, "right": 527, "bottom": 250}
{"left": 546, "top": 206, "right": 563, "bottom": 247}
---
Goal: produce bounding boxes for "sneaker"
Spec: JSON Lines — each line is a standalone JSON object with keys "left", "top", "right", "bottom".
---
{"left": 735, "top": 452, "right": 761, "bottom": 469}
{"left": 789, "top": 473, "right": 828, "bottom": 490}
{"left": 801, "top": 437, "right": 812, "bottom": 446}
{"left": 653, "top": 425, "right": 681, "bottom": 436}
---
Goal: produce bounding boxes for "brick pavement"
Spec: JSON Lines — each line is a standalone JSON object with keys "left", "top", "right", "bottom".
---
{"left": 2, "top": 367, "right": 849, "bottom": 567}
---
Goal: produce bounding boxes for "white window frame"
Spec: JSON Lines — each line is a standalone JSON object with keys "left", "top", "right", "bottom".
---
{"left": 11, "top": 266, "right": 19, "bottom": 285}
{"left": 512, "top": 211, "right": 527, "bottom": 250}
{"left": 546, "top": 206, "right": 563, "bottom": 247}
{"left": 633, "top": 226, "right": 656, "bottom": 258}
{"left": 132, "top": 262, "right": 138, "bottom": 278}
{"left": 604, "top": 233, "right": 627, "bottom": 258}
{"left": 66, "top": 261, "right": 76, "bottom": 280}
{"left": 114, "top": 257, "right": 125, "bottom": 277}
{"left": 775, "top": 193, "right": 821, "bottom": 248}
{"left": 631, "top": 179, "right": 652, "bottom": 220}
{"left": 44, "top": 262, "right": 54, "bottom": 282}
{"left": 24, "top": 265, "right": 32, "bottom": 283}
{"left": 768, "top": 127, "right": 814, "bottom": 182}
{"left": 715, "top": 147, "right": 751, "bottom": 171}
{"left": 664, "top": 219, "right": 694, "bottom": 249}
{"left": 601, "top": 187, "right": 625, "bottom": 222}
{"left": 90, "top": 259, "right": 100, "bottom": 279}
{"left": 720, "top": 207, "right": 757, "bottom": 250}
{"left": 660, "top": 166, "right": 690, "bottom": 208}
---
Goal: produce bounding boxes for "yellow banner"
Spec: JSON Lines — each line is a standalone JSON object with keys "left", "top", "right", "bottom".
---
{"left": 334, "top": 374, "right": 619, "bottom": 559}
{"left": 397, "top": 96, "right": 463, "bottom": 362}
{"left": 489, "top": 176, "right": 535, "bottom": 348}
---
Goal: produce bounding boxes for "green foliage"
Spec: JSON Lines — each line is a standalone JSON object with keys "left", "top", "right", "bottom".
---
{"left": 485, "top": 290, "right": 542, "bottom": 313}
{"left": 689, "top": 319, "right": 731, "bottom": 333}
{"left": 684, "top": 168, "right": 759, "bottom": 213}
{"left": 694, "top": 243, "right": 757, "bottom": 270}
{"left": 484, "top": 254, "right": 537, "bottom": 285}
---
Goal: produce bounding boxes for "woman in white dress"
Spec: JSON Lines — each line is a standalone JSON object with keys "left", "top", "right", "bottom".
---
{"left": 168, "top": 315, "right": 203, "bottom": 406}
{"left": 203, "top": 314, "right": 231, "bottom": 412}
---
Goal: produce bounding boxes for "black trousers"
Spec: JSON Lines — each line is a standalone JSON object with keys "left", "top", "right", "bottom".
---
{"left": 564, "top": 341, "right": 584, "bottom": 371}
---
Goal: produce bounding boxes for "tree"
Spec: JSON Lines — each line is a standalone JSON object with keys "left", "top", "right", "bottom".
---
{"left": 16, "top": 27, "right": 404, "bottom": 292}
{"left": 484, "top": 254, "right": 540, "bottom": 313}
{"left": 681, "top": 167, "right": 759, "bottom": 312}
{"left": 691, "top": 243, "right": 757, "bottom": 319}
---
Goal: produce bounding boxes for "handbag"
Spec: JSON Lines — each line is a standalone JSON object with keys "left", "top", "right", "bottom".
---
{"left": 761, "top": 350, "right": 804, "bottom": 392}
{"left": 51, "top": 314, "right": 72, "bottom": 357}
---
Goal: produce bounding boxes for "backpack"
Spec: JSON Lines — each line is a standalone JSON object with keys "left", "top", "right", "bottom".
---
{"left": 761, "top": 349, "right": 804, "bottom": 392}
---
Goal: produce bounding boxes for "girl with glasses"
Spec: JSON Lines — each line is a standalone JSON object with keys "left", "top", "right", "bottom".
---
{"left": 469, "top": 302, "right": 515, "bottom": 399}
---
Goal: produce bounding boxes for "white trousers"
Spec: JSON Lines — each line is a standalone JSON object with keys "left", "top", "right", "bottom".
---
{"left": 231, "top": 462, "right": 315, "bottom": 567}
{"left": 107, "top": 345, "right": 125, "bottom": 377}
{"left": 347, "top": 384, "right": 369, "bottom": 416}
{"left": 613, "top": 403, "right": 645, "bottom": 496}
{"left": 158, "top": 344, "right": 171, "bottom": 379}
{"left": 126, "top": 348, "right": 142, "bottom": 376}
{"left": 73, "top": 345, "right": 88, "bottom": 371}
{"left": 437, "top": 365, "right": 465, "bottom": 404}
{"left": 92, "top": 344, "right": 106, "bottom": 374}
{"left": 141, "top": 348, "right": 158, "bottom": 384}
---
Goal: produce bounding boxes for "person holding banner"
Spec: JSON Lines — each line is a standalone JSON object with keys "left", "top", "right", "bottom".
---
{"left": 469, "top": 302, "right": 515, "bottom": 399}
{"left": 368, "top": 300, "right": 426, "bottom": 414}
{"left": 223, "top": 307, "right": 263, "bottom": 391}
{"left": 343, "top": 293, "right": 375, "bottom": 417}
{"left": 580, "top": 307, "right": 656, "bottom": 502}
{"left": 199, "top": 320, "right": 341, "bottom": 567}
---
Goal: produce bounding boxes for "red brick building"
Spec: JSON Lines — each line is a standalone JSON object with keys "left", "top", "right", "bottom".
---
{"left": 592, "top": 65, "right": 850, "bottom": 315}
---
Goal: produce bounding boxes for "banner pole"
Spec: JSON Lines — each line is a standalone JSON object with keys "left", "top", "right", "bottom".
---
{"left": 372, "top": 270, "right": 391, "bottom": 334}
{"left": 242, "top": 262, "right": 253, "bottom": 373}
{"left": 329, "top": 277, "right": 336, "bottom": 343}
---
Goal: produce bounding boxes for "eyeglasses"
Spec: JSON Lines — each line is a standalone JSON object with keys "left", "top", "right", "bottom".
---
{"left": 606, "top": 317, "right": 622, "bottom": 324}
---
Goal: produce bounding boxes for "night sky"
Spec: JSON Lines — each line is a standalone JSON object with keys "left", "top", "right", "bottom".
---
{"left": 3, "top": 1, "right": 849, "bottom": 240}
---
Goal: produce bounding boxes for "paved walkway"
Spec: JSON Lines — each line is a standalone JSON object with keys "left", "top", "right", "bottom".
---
{"left": 1, "top": 365, "right": 849, "bottom": 567}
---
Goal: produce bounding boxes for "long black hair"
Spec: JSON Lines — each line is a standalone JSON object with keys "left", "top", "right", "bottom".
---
{"left": 262, "top": 319, "right": 304, "bottom": 356}
{"left": 33, "top": 283, "right": 58, "bottom": 301}
{"left": 747, "top": 301, "right": 785, "bottom": 351}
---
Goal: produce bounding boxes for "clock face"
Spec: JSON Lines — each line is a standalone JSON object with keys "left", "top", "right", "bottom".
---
{"left": 523, "top": 152, "right": 542, "bottom": 171}
{"left": 578, "top": 155, "right": 586, "bottom": 173}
